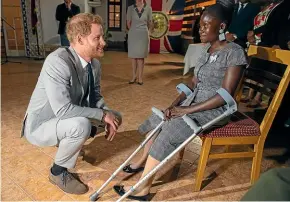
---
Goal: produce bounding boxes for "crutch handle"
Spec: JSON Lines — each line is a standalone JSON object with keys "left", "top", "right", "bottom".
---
{"left": 151, "top": 107, "right": 164, "bottom": 119}
{"left": 216, "top": 88, "right": 237, "bottom": 115}
{"left": 176, "top": 83, "right": 192, "bottom": 97}
{"left": 182, "top": 115, "right": 202, "bottom": 133}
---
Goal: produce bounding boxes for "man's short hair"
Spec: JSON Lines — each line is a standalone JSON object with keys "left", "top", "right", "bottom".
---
{"left": 66, "top": 13, "right": 103, "bottom": 43}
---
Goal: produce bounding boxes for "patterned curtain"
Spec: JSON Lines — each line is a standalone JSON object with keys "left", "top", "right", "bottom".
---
{"left": 31, "top": 0, "right": 38, "bottom": 35}
{"left": 20, "top": 0, "right": 45, "bottom": 58}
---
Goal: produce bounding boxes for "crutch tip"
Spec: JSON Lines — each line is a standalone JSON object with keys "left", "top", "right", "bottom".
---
{"left": 89, "top": 194, "right": 99, "bottom": 201}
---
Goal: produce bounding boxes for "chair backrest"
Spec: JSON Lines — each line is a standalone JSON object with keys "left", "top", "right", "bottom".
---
{"left": 237, "top": 45, "right": 290, "bottom": 141}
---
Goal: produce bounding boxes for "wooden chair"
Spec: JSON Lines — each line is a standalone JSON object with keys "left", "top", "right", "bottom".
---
{"left": 188, "top": 45, "right": 290, "bottom": 191}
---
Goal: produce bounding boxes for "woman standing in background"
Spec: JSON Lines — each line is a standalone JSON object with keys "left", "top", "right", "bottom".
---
{"left": 127, "top": 0, "right": 152, "bottom": 85}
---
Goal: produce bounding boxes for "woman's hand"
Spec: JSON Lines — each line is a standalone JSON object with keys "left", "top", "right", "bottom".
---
{"left": 247, "top": 36, "right": 256, "bottom": 44}
{"left": 170, "top": 106, "right": 191, "bottom": 118}
{"left": 163, "top": 106, "right": 173, "bottom": 120}
{"left": 247, "top": 31, "right": 254, "bottom": 37}
{"left": 247, "top": 31, "right": 255, "bottom": 44}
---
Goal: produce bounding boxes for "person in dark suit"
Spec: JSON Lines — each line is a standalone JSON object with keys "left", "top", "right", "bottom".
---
{"left": 55, "top": 0, "right": 80, "bottom": 46}
{"left": 277, "top": 12, "right": 290, "bottom": 51}
{"left": 242, "top": 0, "right": 290, "bottom": 108}
{"left": 226, "top": 0, "right": 260, "bottom": 48}
{"left": 273, "top": 16, "right": 290, "bottom": 163}
{"left": 282, "top": 28, "right": 290, "bottom": 128}
{"left": 247, "top": 0, "right": 289, "bottom": 48}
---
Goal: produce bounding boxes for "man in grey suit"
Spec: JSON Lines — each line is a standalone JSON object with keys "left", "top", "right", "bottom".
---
{"left": 21, "top": 13, "right": 122, "bottom": 195}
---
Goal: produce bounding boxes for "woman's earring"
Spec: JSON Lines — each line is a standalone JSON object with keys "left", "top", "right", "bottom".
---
{"left": 219, "top": 29, "right": 226, "bottom": 41}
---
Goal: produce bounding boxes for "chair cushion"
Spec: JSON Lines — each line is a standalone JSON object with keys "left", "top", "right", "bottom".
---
{"left": 202, "top": 112, "right": 261, "bottom": 138}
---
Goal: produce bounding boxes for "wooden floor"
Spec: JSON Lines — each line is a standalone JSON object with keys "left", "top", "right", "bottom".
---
{"left": 1, "top": 51, "right": 286, "bottom": 201}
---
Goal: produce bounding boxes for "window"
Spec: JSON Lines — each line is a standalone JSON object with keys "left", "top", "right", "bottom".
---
{"left": 108, "top": 0, "right": 122, "bottom": 31}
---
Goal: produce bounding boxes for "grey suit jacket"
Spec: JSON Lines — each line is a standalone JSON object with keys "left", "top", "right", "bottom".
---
{"left": 21, "top": 47, "right": 109, "bottom": 145}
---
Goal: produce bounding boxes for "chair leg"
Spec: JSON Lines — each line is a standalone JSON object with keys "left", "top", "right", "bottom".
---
{"left": 225, "top": 145, "right": 230, "bottom": 152}
{"left": 250, "top": 141, "right": 264, "bottom": 184}
{"left": 194, "top": 138, "right": 212, "bottom": 192}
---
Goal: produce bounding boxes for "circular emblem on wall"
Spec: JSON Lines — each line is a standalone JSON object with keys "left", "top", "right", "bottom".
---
{"left": 150, "top": 11, "right": 169, "bottom": 40}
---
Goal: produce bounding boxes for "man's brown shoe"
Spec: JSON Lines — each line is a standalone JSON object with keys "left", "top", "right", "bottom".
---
{"left": 49, "top": 170, "right": 88, "bottom": 195}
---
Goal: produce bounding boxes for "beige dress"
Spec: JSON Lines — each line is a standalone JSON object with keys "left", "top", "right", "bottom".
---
{"left": 127, "top": 4, "right": 152, "bottom": 58}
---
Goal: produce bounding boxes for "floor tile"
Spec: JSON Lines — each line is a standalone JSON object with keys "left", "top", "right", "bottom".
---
{"left": 1, "top": 171, "right": 33, "bottom": 201}
{"left": 1, "top": 51, "right": 287, "bottom": 201}
{"left": 58, "top": 194, "right": 75, "bottom": 201}
{"left": 7, "top": 164, "right": 65, "bottom": 201}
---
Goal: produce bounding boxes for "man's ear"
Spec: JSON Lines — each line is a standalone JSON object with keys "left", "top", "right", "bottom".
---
{"left": 77, "top": 35, "right": 84, "bottom": 45}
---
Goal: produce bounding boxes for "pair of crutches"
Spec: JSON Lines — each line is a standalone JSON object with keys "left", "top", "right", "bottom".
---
{"left": 90, "top": 88, "right": 237, "bottom": 201}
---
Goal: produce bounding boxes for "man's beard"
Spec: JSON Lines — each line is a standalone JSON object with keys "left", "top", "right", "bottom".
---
{"left": 92, "top": 50, "right": 103, "bottom": 59}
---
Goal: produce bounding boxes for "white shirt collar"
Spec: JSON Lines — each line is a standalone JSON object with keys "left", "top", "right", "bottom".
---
{"left": 239, "top": 2, "right": 248, "bottom": 8}
{"left": 76, "top": 53, "right": 91, "bottom": 69}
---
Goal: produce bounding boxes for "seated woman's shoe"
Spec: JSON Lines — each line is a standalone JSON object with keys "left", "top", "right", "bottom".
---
{"left": 137, "top": 82, "right": 143, "bottom": 85}
{"left": 122, "top": 164, "right": 144, "bottom": 173}
{"left": 113, "top": 185, "right": 149, "bottom": 201}
{"left": 129, "top": 79, "right": 136, "bottom": 84}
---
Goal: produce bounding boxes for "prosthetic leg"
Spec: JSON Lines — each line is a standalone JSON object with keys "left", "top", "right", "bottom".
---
{"left": 90, "top": 88, "right": 237, "bottom": 201}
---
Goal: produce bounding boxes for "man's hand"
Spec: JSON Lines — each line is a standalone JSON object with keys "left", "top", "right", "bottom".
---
{"left": 170, "top": 106, "right": 191, "bottom": 118}
{"left": 105, "top": 124, "right": 116, "bottom": 141}
{"left": 226, "top": 33, "right": 236, "bottom": 42}
{"left": 103, "top": 111, "right": 122, "bottom": 141}
{"left": 287, "top": 41, "right": 290, "bottom": 50}
{"left": 103, "top": 111, "right": 119, "bottom": 131}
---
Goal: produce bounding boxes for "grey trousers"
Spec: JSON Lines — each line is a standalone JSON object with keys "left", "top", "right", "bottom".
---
{"left": 25, "top": 117, "right": 93, "bottom": 169}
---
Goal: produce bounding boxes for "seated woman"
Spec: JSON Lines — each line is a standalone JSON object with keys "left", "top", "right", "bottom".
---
{"left": 114, "top": 3, "right": 248, "bottom": 201}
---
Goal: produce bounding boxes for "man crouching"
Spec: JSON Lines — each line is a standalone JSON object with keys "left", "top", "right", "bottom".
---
{"left": 21, "top": 13, "right": 122, "bottom": 194}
